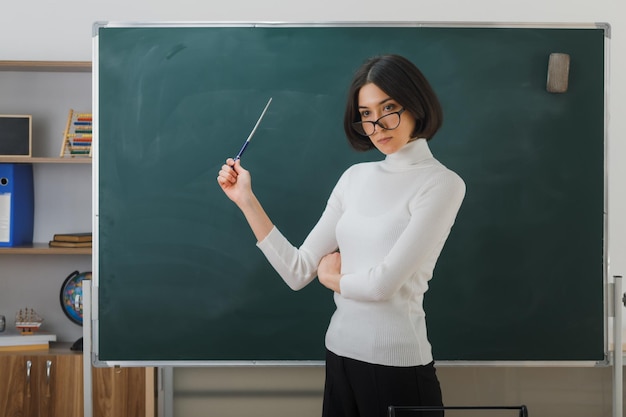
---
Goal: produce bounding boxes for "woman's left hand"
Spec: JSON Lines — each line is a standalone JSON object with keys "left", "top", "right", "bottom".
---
{"left": 318, "top": 252, "right": 342, "bottom": 294}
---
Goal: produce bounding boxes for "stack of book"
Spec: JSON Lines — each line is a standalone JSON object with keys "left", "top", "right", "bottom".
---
{"left": 49, "top": 232, "right": 92, "bottom": 248}
{"left": 0, "top": 329, "right": 56, "bottom": 352}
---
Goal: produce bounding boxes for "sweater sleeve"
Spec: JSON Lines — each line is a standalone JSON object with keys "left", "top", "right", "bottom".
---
{"left": 256, "top": 169, "right": 349, "bottom": 291}
{"left": 340, "top": 170, "right": 466, "bottom": 301}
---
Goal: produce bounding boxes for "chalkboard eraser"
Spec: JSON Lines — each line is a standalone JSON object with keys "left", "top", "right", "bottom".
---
{"left": 546, "top": 53, "right": 570, "bottom": 93}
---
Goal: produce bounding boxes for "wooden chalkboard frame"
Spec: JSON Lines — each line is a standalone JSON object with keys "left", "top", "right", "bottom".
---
{"left": 92, "top": 22, "right": 609, "bottom": 366}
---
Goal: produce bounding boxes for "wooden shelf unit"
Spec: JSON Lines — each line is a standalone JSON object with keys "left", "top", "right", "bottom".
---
{"left": 1, "top": 60, "right": 155, "bottom": 417}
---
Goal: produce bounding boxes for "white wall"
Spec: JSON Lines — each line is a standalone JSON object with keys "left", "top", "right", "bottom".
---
{"left": 1, "top": 1, "right": 624, "bottom": 416}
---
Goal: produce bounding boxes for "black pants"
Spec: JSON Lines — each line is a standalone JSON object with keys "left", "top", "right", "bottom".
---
{"left": 322, "top": 349, "right": 443, "bottom": 417}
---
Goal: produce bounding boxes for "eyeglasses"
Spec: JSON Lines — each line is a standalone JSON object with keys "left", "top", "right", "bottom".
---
{"left": 352, "top": 108, "right": 406, "bottom": 136}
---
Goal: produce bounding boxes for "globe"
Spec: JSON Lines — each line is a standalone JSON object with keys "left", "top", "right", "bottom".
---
{"left": 59, "top": 270, "right": 91, "bottom": 325}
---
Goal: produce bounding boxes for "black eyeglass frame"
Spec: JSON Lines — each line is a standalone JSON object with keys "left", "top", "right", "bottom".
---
{"left": 352, "top": 108, "right": 406, "bottom": 137}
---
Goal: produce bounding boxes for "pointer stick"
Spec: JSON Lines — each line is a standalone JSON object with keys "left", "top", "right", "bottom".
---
{"left": 233, "top": 97, "right": 273, "bottom": 162}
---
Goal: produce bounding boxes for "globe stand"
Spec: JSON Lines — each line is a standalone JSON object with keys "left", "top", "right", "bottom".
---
{"left": 71, "top": 337, "right": 83, "bottom": 351}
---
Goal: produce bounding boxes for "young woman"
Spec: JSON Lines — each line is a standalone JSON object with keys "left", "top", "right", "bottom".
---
{"left": 217, "top": 54, "right": 465, "bottom": 417}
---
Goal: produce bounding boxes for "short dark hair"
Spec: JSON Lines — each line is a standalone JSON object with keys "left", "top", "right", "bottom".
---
{"left": 343, "top": 54, "right": 443, "bottom": 151}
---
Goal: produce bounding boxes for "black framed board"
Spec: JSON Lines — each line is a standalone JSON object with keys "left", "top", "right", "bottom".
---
{"left": 0, "top": 115, "right": 32, "bottom": 156}
{"left": 94, "top": 23, "right": 606, "bottom": 364}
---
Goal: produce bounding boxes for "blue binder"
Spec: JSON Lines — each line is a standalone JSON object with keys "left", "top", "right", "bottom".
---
{"left": 0, "top": 163, "right": 34, "bottom": 247}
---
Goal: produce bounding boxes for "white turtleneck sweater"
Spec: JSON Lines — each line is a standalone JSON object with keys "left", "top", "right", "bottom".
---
{"left": 257, "top": 138, "right": 466, "bottom": 367}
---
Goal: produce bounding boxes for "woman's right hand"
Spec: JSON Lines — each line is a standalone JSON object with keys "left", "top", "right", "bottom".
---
{"left": 217, "top": 158, "right": 275, "bottom": 242}
{"left": 217, "top": 158, "right": 253, "bottom": 207}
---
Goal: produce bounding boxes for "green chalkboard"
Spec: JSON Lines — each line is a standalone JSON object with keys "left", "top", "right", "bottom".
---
{"left": 96, "top": 24, "right": 606, "bottom": 363}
